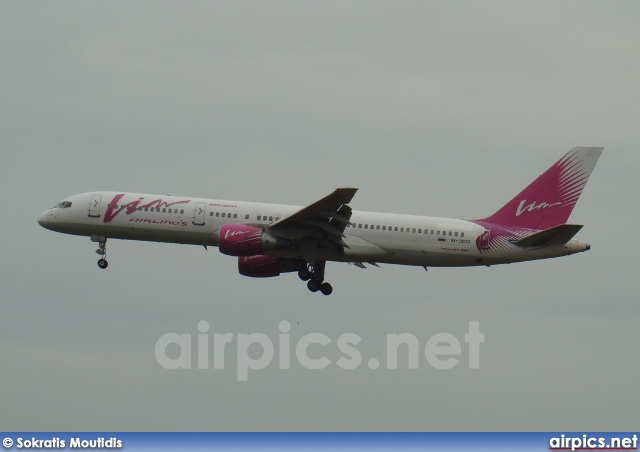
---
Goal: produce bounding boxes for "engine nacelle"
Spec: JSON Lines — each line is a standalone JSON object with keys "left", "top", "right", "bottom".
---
{"left": 238, "top": 255, "right": 300, "bottom": 278}
{"left": 219, "top": 224, "right": 289, "bottom": 257}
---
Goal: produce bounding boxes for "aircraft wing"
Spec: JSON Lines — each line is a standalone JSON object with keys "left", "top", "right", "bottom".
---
{"left": 268, "top": 187, "right": 358, "bottom": 249}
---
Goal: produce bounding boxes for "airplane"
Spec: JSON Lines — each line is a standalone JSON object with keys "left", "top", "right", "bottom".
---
{"left": 38, "top": 146, "right": 603, "bottom": 295}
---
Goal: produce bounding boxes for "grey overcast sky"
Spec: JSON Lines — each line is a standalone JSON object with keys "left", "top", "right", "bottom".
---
{"left": 1, "top": 1, "right": 639, "bottom": 431}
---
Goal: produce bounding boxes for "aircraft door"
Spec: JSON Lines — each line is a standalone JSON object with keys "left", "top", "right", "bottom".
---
{"left": 88, "top": 194, "right": 102, "bottom": 218}
{"left": 192, "top": 203, "right": 206, "bottom": 226}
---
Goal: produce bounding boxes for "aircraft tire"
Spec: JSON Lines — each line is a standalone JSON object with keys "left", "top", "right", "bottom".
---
{"left": 307, "top": 280, "right": 319, "bottom": 292}
{"left": 320, "top": 283, "right": 333, "bottom": 296}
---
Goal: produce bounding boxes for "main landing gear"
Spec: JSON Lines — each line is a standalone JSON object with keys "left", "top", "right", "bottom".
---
{"left": 92, "top": 236, "right": 108, "bottom": 269}
{"left": 297, "top": 261, "right": 333, "bottom": 296}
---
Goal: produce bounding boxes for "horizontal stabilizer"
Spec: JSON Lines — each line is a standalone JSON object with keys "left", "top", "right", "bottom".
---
{"left": 514, "top": 224, "right": 583, "bottom": 247}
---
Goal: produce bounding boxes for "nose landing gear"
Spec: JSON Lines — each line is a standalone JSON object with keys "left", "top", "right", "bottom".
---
{"left": 92, "top": 236, "right": 108, "bottom": 269}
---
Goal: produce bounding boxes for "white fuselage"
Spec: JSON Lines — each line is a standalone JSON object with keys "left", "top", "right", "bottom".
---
{"left": 38, "top": 191, "right": 589, "bottom": 268}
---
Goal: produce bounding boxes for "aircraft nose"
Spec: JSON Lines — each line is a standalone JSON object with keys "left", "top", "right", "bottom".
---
{"left": 38, "top": 210, "right": 54, "bottom": 229}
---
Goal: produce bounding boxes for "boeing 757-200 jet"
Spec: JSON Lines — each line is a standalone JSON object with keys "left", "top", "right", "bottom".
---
{"left": 38, "top": 146, "right": 603, "bottom": 295}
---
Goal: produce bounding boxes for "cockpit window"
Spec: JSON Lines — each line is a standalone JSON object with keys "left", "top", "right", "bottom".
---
{"left": 54, "top": 201, "right": 72, "bottom": 209}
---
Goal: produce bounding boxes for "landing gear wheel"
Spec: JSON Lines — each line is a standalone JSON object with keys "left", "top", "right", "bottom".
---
{"left": 298, "top": 269, "right": 311, "bottom": 281}
{"left": 307, "top": 280, "right": 319, "bottom": 292}
{"left": 92, "top": 237, "right": 108, "bottom": 269}
{"left": 319, "top": 282, "right": 333, "bottom": 296}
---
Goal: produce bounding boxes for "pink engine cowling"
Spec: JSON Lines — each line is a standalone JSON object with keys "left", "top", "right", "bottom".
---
{"left": 238, "top": 255, "right": 300, "bottom": 278}
{"left": 218, "top": 224, "right": 290, "bottom": 257}
{"left": 238, "top": 255, "right": 281, "bottom": 277}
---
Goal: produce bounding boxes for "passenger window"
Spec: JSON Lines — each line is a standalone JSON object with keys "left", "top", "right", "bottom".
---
{"left": 449, "top": 231, "right": 452, "bottom": 236}
{"left": 394, "top": 227, "right": 398, "bottom": 231}
{"left": 245, "top": 215, "right": 249, "bottom": 219}
{"left": 364, "top": 224, "right": 368, "bottom": 229}
{"left": 431, "top": 230, "right": 434, "bottom": 234}
{"left": 269, "top": 216, "right": 273, "bottom": 221}
{"left": 437, "top": 231, "right": 440, "bottom": 235}
{"left": 216, "top": 212, "right": 220, "bottom": 217}
{"left": 400, "top": 227, "right": 404, "bottom": 232}
{"left": 144, "top": 207, "right": 149, "bottom": 211}
{"left": 162, "top": 208, "right": 166, "bottom": 213}
{"left": 455, "top": 232, "right": 458, "bottom": 237}
{"left": 461, "top": 232, "right": 465, "bottom": 237}
{"left": 234, "top": 214, "right": 238, "bottom": 218}
{"left": 412, "top": 228, "right": 416, "bottom": 233}
{"left": 418, "top": 229, "right": 422, "bottom": 233}
{"left": 209, "top": 212, "right": 213, "bottom": 216}
{"left": 376, "top": 225, "right": 380, "bottom": 230}
{"left": 180, "top": 210, "right": 184, "bottom": 214}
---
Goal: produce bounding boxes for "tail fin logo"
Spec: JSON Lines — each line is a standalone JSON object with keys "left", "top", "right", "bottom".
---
{"left": 474, "top": 146, "right": 603, "bottom": 230}
{"left": 515, "top": 200, "right": 562, "bottom": 217}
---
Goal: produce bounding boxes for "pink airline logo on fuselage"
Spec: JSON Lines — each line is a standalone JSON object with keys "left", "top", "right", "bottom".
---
{"left": 515, "top": 200, "right": 562, "bottom": 217}
{"left": 103, "top": 193, "right": 191, "bottom": 223}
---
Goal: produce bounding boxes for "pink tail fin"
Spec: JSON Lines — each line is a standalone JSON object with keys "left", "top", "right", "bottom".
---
{"left": 477, "top": 146, "right": 603, "bottom": 230}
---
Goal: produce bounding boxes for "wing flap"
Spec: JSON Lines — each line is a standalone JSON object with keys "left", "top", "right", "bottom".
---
{"left": 300, "top": 220, "right": 347, "bottom": 238}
